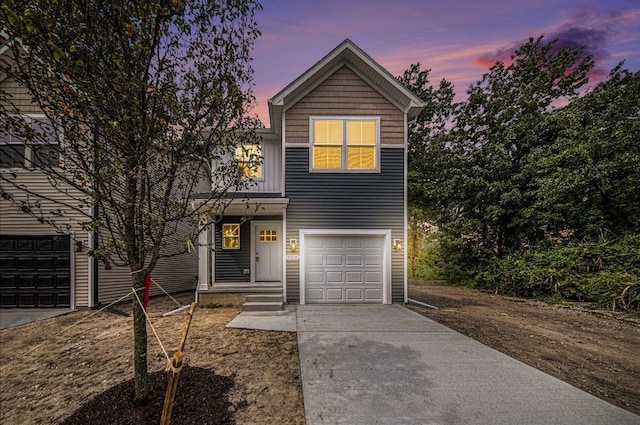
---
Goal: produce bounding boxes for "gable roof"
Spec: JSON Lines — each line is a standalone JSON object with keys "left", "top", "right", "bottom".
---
{"left": 267, "top": 39, "right": 425, "bottom": 133}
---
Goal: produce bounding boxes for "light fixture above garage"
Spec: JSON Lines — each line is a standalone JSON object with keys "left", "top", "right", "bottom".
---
{"left": 289, "top": 238, "right": 298, "bottom": 252}
{"left": 393, "top": 239, "right": 402, "bottom": 252}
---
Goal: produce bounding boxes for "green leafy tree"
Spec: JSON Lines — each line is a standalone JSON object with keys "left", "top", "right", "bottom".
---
{"left": 439, "top": 36, "right": 593, "bottom": 253}
{"left": 531, "top": 65, "right": 640, "bottom": 236}
{"left": 0, "top": 0, "right": 261, "bottom": 402}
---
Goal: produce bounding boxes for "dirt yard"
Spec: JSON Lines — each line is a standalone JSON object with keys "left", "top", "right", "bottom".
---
{"left": 408, "top": 280, "right": 640, "bottom": 416}
{"left": 1, "top": 282, "right": 639, "bottom": 423}
{"left": 0, "top": 293, "right": 305, "bottom": 425}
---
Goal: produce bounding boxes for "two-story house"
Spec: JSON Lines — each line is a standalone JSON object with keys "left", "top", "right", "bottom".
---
{"left": 196, "top": 39, "right": 425, "bottom": 305}
{"left": 0, "top": 43, "right": 198, "bottom": 310}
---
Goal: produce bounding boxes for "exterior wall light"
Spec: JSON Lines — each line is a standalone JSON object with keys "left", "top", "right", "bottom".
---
{"left": 289, "top": 238, "right": 298, "bottom": 252}
{"left": 393, "top": 239, "right": 402, "bottom": 252}
{"left": 75, "top": 240, "right": 84, "bottom": 252}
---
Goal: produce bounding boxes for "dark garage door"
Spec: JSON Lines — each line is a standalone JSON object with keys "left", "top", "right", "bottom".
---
{"left": 0, "top": 234, "right": 71, "bottom": 308}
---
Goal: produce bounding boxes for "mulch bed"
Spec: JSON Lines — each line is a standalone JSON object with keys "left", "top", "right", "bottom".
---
{"left": 61, "top": 366, "right": 237, "bottom": 425}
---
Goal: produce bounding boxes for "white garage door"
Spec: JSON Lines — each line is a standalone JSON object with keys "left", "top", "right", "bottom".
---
{"left": 304, "top": 234, "right": 385, "bottom": 303}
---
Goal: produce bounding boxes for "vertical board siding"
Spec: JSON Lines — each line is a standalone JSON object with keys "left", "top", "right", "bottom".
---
{"left": 243, "top": 138, "right": 282, "bottom": 193}
{"left": 285, "top": 66, "right": 404, "bottom": 145}
{"left": 285, "top": 148, "right": 405, "bottom": 302}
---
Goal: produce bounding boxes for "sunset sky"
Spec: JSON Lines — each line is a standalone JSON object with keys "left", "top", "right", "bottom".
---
{"left": 250, "top": 0, "right": 640, "bottom": 126}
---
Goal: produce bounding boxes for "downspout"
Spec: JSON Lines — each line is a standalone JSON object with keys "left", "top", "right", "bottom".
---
{"left": 92, "top": 202, "right": 99, "bottom": 307}
{"left": 90, "top": 124, "right": 100, "bottom": 307}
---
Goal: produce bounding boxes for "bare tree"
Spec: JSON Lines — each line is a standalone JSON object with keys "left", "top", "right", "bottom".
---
{"left": 0, "top": 0, "right": 262, "bottom": 402}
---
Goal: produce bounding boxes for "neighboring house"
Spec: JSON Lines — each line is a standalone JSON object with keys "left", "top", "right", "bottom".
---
{"left": 0, "top": 47, "right": 197, "bottom": 309}
{"left": 196, "top": 39, "right": 425, "bottom": 304}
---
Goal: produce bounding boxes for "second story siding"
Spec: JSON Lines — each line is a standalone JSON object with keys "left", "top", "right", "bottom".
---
{"left": 285, "top": 66, "right": 404, "bottom": 146}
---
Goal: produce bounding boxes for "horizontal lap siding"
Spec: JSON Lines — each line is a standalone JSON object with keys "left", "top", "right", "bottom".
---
{"left": 97, "top": 253, "right": 197, "bottom": 305}
{"left": 214, "top": 218, "right": 251, "bottom": 282}
{"left": 285, "top": 66, "right": 404, "bottom": 144}
{"left": 0, "top": 77, "right": 42, "bottom": 113}
{"left": 285, "top": 148, "right": 405, "bottom": 302}
{"left": 0, "top": 173, "right": 91, "bottom": 307}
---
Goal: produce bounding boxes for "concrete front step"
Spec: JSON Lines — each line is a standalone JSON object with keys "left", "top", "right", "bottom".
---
{"left": 245, "top": 294, "right": 283, "bottom": 303}
{"left": 242, "top": 301, "right": 284, "bottom": 312}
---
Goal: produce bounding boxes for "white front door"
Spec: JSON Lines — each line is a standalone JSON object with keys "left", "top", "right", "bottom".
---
{"left": 254, "top": 222, "right": 283, "bottom": 282}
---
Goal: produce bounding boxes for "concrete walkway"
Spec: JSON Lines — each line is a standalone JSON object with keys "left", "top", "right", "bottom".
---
{"left": 295, "top": 304, "right": 639, "bottom": 425}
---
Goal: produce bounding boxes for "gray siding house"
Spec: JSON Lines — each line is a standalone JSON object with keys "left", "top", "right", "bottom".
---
{"left": 197, "top": 39, "right": 424, "bottom": 304}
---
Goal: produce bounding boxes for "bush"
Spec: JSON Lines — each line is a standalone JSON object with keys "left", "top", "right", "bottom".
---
{"left": 444, "top": 234, "right": 640, "bottom": 310}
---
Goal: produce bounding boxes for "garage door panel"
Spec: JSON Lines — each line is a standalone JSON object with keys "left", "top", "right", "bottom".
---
{"left": 366, "top": 237, "right": 384, "bottom": 249}
{"left": 326, "top": 288, "right": 344, "bottom": 301}
{"left": 307, "top": 254, "right": 324, "bottom": 266}
{"left": 304, "top": 234, "right": 385, "bottom": 304}
{"left": 326, "top": 271, "right": 343, "bottom": 283}
{"left": 345, "top": 288, "right": 363, "bottom": 300}
{"left": 365, "top": 271, "right": 382, "bottom": 284}
{"left": 327, "top": 237, "right": 344, "bottom": 249}
{"left": 346, "top": 271, "right": 362, "bottom": 283}
{"left": 345, "top": 238, "right": 364, "bottom": 249}
{"left": 365, "top": 255, "right": 382, "bottom": 266}
{"left": 364, "top": 289, "right": 382, "bottom": 301}
{"left": 307, "top": 271, "right": 325, "bottom": 284}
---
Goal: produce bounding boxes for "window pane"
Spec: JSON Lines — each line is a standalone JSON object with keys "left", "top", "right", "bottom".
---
{"left": 32, "top": 144, "right": 59, "bottom": 168}
{"left": 347, "top": 146, "right": 375, "bottom": 169}
{"left": 222, "top": 224, "right": 240, "bottom": 249}
{"left": 347, "top": 120, "right": 376, "bottom": 146}
{"left": 31, "top": 117, "right": 58, "bottom": 144}
{"left": 314, "top": 120, "right": 343, "bottom": 145}
{"left": 236, "top": 144, "right": 262, "bottom": 178}
{"left": 0, "top": 144, "right": 26, "bottom": 168}
{"left": 313, "top": 146, "right": 341, "bottom": 169}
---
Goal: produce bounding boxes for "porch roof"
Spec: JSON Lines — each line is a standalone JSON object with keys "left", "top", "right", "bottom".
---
{"left": 193, "top": 196, "right": 289, "bottom": 217}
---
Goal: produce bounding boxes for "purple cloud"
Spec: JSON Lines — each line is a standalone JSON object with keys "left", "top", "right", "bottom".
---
{"left": 473, "top": 8, "right": 639, "bottom": 83}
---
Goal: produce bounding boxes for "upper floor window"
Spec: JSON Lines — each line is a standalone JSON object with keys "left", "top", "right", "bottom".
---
{"left": 236, "top": 144, "right": 262, "bottom": 178}
{"left": 311, "top": 117, "right": 379, "bottom": 172}
{"left": 0, "top": 115, "right": 60, "bottom": 170}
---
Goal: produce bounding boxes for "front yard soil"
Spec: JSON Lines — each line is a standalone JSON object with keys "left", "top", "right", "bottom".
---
{"left": 408, "top": 280, "right": 640, "bottom": 416}
{"left": 0, "top": 293, "right": 305, "bottom": 425}
{"left": 1, "top": 282, "right": 639, "bottom": 423}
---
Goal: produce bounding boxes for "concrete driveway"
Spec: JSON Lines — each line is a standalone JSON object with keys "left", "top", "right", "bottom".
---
{"left": 296, "top": 304, "right": 639, "bottom": 425}
{"left": 0, "top": 308, "right": 72, "bottom": 330}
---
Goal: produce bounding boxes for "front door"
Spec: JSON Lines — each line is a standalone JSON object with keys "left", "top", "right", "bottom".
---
{"left": 254, "top": 222, "right": 283, "bottom": 282}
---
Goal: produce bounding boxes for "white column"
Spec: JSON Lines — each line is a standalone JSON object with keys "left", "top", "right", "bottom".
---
{"left": 198, "top": 225, "right": 210, "bottom": 291}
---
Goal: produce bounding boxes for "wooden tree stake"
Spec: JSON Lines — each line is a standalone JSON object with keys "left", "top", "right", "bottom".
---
{"left": 160, "top": 302, "right": 196, "bottom": 425}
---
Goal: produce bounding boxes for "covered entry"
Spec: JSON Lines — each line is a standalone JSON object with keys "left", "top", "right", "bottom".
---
{"left": 0, "top": 234, "right": 72, "bottom": 308}
{"left": 301, "top": 230, "right": 391, "bottom": 304}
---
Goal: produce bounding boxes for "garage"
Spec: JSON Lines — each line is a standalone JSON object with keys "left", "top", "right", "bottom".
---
{"left": 0, "top": 234, "right": 72, "bottom": 308}
{"left": 302, "top": 232, "right": 389, "bottom": 304}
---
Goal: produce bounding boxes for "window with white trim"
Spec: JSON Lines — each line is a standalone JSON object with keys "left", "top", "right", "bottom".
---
{"left": 236, "top": 144, "right": 262, "bottom": 178}
{"left": 311, "top": 118, "right": 379, "bottom": 171}
{"left": 0, "top": 115, "right": 60, "bottom": 169}
{"left": 222, "top": 224, "right": 240, "bottom": 249}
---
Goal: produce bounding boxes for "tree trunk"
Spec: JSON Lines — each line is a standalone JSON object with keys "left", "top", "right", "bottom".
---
{"left": 132, "top": 271, "right": 149, "bottom": 403}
